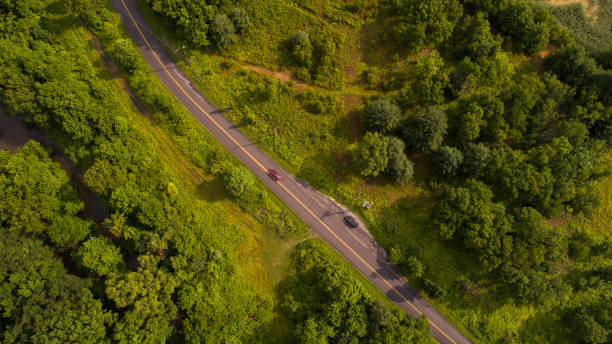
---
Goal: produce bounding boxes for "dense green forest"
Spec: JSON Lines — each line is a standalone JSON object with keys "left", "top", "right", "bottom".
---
{"left": 135, "top": 0, "right": 612, "bottom": 342}
{"left": 0, "top": 0, "right": 437, "bottom": 343}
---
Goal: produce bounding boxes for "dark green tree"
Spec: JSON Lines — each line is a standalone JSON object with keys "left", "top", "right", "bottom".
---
{"left": 361, "top": 98, "right": 402, "bottom": 134}
{"left": 392, "top": 0, "right": 463, "bottom": 52}
{"left": 146, "top": 0, "right": 217, "bottom": 47}
{"left": 463, "top": 12, "right": 502, "bottom": 59}
{"left": 402, "top": 106, "right": 448, "bottom": 153}
{"left": 4, "top": 274, "right": 113, "bottom": 344}
{"left": 545, "top": 44, "right": 597, "bottom": 87}
{"left": 401, "top": 51, "right": 449, "bottom": 106}
{"left": 433, "top": 146, "right": 463, "bottom": 177}
{"left": 434, "top": 180, "right": 513, "bottom": 271}
{"left": 211, "top": 14, "right": 236, "bottom": 51}
{"left": 0, "top": 142, "right": 91, "bottom": 247}
{"left": 386, "top": 137, "right": 414, "bottom": 185}
{"left": 462, "top": 142, "right": 490, "bottom": 178}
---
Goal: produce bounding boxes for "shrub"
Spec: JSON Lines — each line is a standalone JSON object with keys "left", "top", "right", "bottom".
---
{"left": 296, "top": 91, "right": 339, "bottom": 115}
{"left": 224, "top": 167, "right": 255, "bottom": 198}
{"left": 405, "top": 256, "right": 424, "bottom": 278}
{"left": 110, "top": 39, "right": 139, "bottom": 72}
{"left": 361, "top": 98, "right": 402, "bottom": 134}
{"left": 363, "top": 67, "right": 378, "bottom": 88}
{"left": 229, "top": 8, "right": 249, "bottom": 32}
{"left": 423, "top": 278, "right": 445, "bottom": 298}
{"left": 389, "top": 246, "right": 404, "bottom": 265}
{"left": 290, "top": 31, "right": 313, "bottom": 66}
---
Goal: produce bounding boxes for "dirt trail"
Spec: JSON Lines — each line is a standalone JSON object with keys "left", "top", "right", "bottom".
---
{"left": 241, "top": 64, "right": 312, "bottom": 91}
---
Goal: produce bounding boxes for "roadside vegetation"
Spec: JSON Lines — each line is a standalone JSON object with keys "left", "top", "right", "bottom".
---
{"left": 0, "top": 0, "right": 438, "bottom": 343}
{"left": 138, "top": 0, "right": 612, "bottom": 343}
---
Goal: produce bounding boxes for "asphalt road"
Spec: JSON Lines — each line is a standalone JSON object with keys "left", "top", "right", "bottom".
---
{"left": 111, "top": 1, "right": 473, "bottom": 343}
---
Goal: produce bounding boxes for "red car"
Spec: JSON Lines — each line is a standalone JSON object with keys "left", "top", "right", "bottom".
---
{"left": 268, "top": 168, "right": 281, "bottom": 181}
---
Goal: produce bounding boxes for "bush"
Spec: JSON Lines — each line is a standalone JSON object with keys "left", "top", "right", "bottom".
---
{"left": 296, "top": 91, "right": 339, "bottom": 115}
{"left": 224, "top": 167, "right": 255, "bottom": 198}
{"left": 361, "top": 98, "right": 402, "bottom": 134}
{"left": 363, "top": 67, "right": 378, "bottom": 89}
{"left": 389, "top": 246, "right": 404, "bottom": 265}
{"left": 229, "top": 8, "right": 249, "bottom": 32}
{"left": 423, "top": 278, "right": 445, "bottom": 299}
{"left": 110, "top": 39, "right": 139, "bottom": 72}
{"left": 290, "top": 31, "right": 313, "bottom": 66}
{"left": 211, "top": 14, "right": 236, "bottom": 51}
{"left": 405, "top": 256, "right": 424, "bottom": 278}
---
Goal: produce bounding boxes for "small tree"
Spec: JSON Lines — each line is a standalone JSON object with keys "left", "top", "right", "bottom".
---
{"left": 402, "top": 106, "right": 447, "bottom": 153}
{"left": 354, "top": 132, "right": 390, "bottom": 177}
{"left": 389, "top": 246, "right": 404, "bottom": 266}
{"left": 405, "top": 256, "right": 424, "bottom": 278}
{"left": 433, "top": 146, "right": 464, "bottom": 177}
{"left": 211, "top": 14, "right": 236, "bottom": 51}
{"left": 386, "top": 137, "right": 414, "bottom": 185}
{"left": 224, "top": 167, "right": 255, "bottom": 198}
{"left": 229, "top": 8, "right": 249, "bottom": 32}
{"left": 361, "top": 98, "right": 402, "bottom": 134}
{"left": 290, "top": 31, "right": 313, "bottom": 66}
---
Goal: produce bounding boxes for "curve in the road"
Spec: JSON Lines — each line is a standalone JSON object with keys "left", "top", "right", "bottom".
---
{"left": 111, "top": 1, "right": 473, "bottom": 343}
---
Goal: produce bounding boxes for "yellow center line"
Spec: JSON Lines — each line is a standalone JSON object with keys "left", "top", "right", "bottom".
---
{"left": 117, "top": 1, "right": 457, "bottom": 342}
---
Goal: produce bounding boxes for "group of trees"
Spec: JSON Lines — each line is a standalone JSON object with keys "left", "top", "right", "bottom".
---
{"left": 0, "top": 1, "right": 272, "bottom": 342}
{"left": 0, "top": 2, "right": 433, "bottom": 343}
{"left": 355, "top": 98, "right": 415, "bottom": 185}
{"left": 146, "top": 0, "right": 249, "bottom": 50}
{"left": 388, "top": 0, "right": 569, "bottom": 56}
{"left": 288, "top": 30, "right": 345, "bottom": 89}
{"left": 283, "top": 240, "right": 436, "bottom": 343}
{"left": 0, "top": 143, "right": 113, "bottom": 343}
{"left": 348, "top": 0, "right": 612, "bottom": 342}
